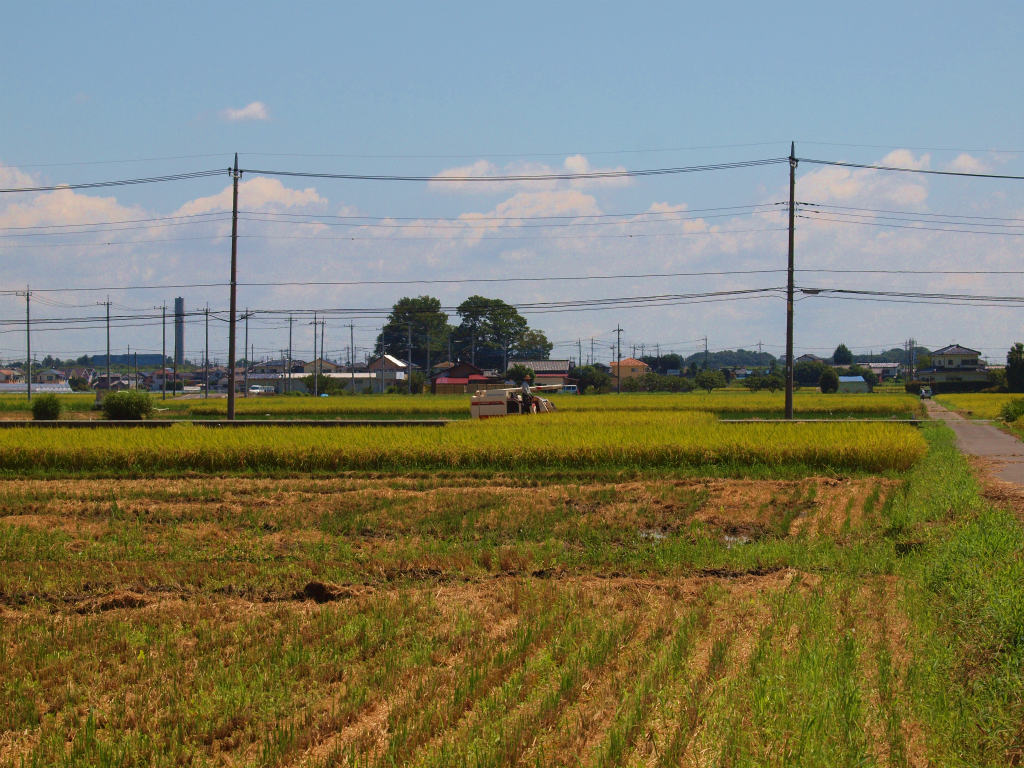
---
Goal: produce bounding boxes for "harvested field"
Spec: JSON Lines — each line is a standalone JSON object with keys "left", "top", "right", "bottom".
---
{"left": 2, "top": 423, "right": 1022, "bottom": 766}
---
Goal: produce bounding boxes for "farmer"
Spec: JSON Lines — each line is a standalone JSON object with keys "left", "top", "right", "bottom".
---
{"left": 520, "top": 374, "right": 534, "bottom": 412}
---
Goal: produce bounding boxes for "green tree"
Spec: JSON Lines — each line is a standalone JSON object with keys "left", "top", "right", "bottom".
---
{"left": 794, "top": 360, "right": 826, "bottom": 386}
{"left": 1006, "top": 343, "right": 1024, "bottom": 392}
{"left": 819, "top": 367, "right": 839, "bottom": 393}
{"left": 456, "top": 296, "right": 549, "bottom": 369}
{"left": 376, "top": 296, "right": 451, "bottom": 370}
{"left": 832, "top": 344, "right": 853, "bottom": 365}
{"left": 695, "top": 369, "right": 726, "bottom": 393}
{"left": 570, "top": 365, "right": 611, "bottom": 393}
{"left": 506, "top": 364, "right": 534, "bottom": 385}
{"left": 512, "top": 328, "right": 553, "bottom": 360}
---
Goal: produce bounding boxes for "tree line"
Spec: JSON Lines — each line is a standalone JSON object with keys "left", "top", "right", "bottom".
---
{"left": 375, "top": 295, "right": 552, "bottom": 371}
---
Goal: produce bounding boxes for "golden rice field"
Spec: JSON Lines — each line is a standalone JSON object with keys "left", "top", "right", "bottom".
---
{"left": 0, "top": 411, "right": 926, "bottom": 475}
{"left": 0, "top": 390, "right": 923, "bottom": 419}
{"left": 934, "top": 393, "right": 1015, "bottom": 420}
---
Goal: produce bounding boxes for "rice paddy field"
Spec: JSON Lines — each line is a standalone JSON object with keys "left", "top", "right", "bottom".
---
{"left": 0, "top": 390, "right": 923, "bottom": 421}
{"left": 2, "top": 394, "right": 1022, "bottom": 766}
{"left": 934, "top": 393, "right": 1015, "bottom": 420}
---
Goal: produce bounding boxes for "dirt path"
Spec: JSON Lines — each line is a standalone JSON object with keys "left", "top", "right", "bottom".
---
{"left": 925, "top": 399, "right": 1024, "bottom": 484}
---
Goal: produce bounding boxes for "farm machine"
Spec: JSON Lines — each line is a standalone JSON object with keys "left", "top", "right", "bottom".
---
{"left": 470, "top": 385, "right": 560, "bottom": 419}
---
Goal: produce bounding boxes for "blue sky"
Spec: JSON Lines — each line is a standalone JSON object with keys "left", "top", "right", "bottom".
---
{"left": 2, "top": 2, "right": 1023, "bottom": 365}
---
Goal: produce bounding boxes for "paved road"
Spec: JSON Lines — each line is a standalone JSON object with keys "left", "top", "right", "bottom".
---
{"left": 925, "top": 399, "right": 1024, "bottom": 484}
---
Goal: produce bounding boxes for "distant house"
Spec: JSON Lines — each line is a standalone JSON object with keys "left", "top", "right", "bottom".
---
{"left": 836, "top": 375, "right": 870, "bottom": 393}
{"left": 93, "top": 375, "right": 129, "bottom": 392}
{"left": 864, "top": 362, "right": 901, "bottom": 380}
{"left": 508, "top": 359, "right": 573, "bottom": 388}
{"left": 251, "top": 358, "right": 306, "bottom": 374}
{"left": 33, "top": 368, "right": 66, "bottom": 384}
{"left": 917, "top": 344, "right": 988, "bottom": 385}
{"left": 298, "top": 358, "right": 341, "bottom": 374}
{"left": 431, "top": 362, "right": 497, "bottom": 395}
{"left": 610, "top": 358, "right": 650, "bottom": 384}
{"left": 0, "top": 369, "right": 22, "bottom": 383}
{"left": 795, "top": 354, "right": 825, "bottom": 365}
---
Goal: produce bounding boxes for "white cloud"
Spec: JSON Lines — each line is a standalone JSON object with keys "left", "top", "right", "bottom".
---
{"left": 220, "top": 101, "right": 269, "bottom": 122}
{"left": 429, "top": 155, "right": 632, "bottom": 193}
{"left": 173, "top": 177, "right": 324, "bottom": 216}
{"left": 947, "top": 153, "right": 990, "bottom": 174}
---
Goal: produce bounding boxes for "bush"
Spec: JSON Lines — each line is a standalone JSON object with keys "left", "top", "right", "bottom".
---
{"left": 905, "top": 380, "right": 923, "bottom": 395}
{"left": 819, "top": 368, "right": 839, "bottom": 393}
{"left": 102, "top": 390, "right": 153, "bottom": 420}
{"left": 1000, "top": 398, "right": 1024, "bottom": 423}
{"left": 31, "top": 394, "right": 62, "bottom": 420}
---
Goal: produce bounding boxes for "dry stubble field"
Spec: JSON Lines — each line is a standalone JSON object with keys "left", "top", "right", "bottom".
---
{"left": 1, "top": 400, "right": 1021, "bottom": 767}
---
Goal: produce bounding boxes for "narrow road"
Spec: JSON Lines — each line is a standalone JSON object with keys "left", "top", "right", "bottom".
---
{"left": 925, "top": 399, "right": 1024, "bottom": 484}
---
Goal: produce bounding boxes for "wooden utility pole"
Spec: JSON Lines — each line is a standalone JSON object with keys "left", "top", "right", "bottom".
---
{"left": 312, "top": 312, "right": 318, "bottom": 397}
{"left": 161, "top": 302, "right": 167, "bottom": 400}
{"left": 203, "top": 306, "right": 210, "bottom": 399}
{"left": 349, "top": 322, "right": 355, "bottom": 394}
{"left": 242, "top": 308, "right": 250, "bottom": 397}
{"left": 98, "top": 297, "right": 112, "bottom": 398}
{"left": 287, "top": 315, "right": 293, "bottom": 394}
{"left": 227, "top": 153, "right": 241, "bottom": 419}
{"left": 18, "top": 288, "right": 30, "bottom": 401}
{"left": 407, "top": 323, "right": 413, "bottom": 394}
{"left": 785, "top": 142, "right": 798, "bottom": 420}
{"left": 615, "top": 325, "right": 623, "bottom": 394}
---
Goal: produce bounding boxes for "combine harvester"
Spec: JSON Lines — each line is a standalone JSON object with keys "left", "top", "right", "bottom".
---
{"left": 470, "top": 385, "right": 560, "bottom": 419}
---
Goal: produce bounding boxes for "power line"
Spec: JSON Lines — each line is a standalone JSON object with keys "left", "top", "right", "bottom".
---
{"left": 799, "top": 157, "right": 1024, "bottom": 181}
{"left": 796, "top": 213, "right": 1024, "bottom": 236}
{"left": 239, "top": 157, "right": 788, "bottom": 183}
{"left": 0, "top": 168, "right": 229, "bottom": 194}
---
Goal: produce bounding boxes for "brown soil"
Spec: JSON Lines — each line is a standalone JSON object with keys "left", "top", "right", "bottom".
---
{"left": 969, "top": 456, "right": 1024, "bottom": 521}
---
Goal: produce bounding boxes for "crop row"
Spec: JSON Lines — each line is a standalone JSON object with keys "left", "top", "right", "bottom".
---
{"left": 0, "top": 412, "right": 926, "bottom": 475}
{"left": 0, "top": 390, "right": 922, "bottom": 418}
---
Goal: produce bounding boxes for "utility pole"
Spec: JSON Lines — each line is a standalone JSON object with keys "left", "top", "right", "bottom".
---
{"left": 703, "top": 337, "right": 709, "bottom": 369}
{"left": 577, "top": 339, "right": 582, "bottom": 369}
{"left": 615, "top": 325, "right": 623, "bottom": 394}
{"left": 320, "top": 319, "right": 325, "bottom": 392}
{"left": 203, "top": 305, "right": 210, "bottom": 399}
{"left": 161, "top": 302, "right": 167, "bottom": 400}
{"left": 312, "top": 312, "right": 318, "bottom": 397}
{"left": 18, "top": 288, "right": 31, "bottom": 401}
{"left": 287, "top": 315, "right": 293, "bottom": 394}
{"left": 590, "top": 337, "right": 594, "bottom": 366}
{"left": 349, "top": 322, "right": 355, "bottom": 394}
{"left": 242, "top": 308, "right": 250, "bottom": 397}
{"left": 447, "top": 333, "right": 452, "bottom": 364}
{"left": 426, "top": 328, "right": 431, "bottom": 382}
{"left": 785, "top": 141, "right": 798, "bottom": 420}
{"left": 227, "top": 153, "right": 241, "bottom": 420}
{"left": 407, "top": 323, "right": 413, "bottom": 394}
{"left": 98, "top": 297, "right": 111, "bottom": 397}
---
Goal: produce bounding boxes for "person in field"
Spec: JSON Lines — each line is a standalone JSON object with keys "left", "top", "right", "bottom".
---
{"left": 521, "top": 374, "right": 533, "bottom": 412}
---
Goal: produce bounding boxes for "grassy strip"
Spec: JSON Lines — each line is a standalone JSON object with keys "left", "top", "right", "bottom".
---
{"left": 0, "top": 413, "right": 926, "bottom": 476}
{"left": 884, "top": 423, "right": 1024, "bottom": 766}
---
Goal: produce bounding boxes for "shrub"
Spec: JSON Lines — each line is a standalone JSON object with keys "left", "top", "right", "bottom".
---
{"left": 819, "top": 368, "right": 839, "bottom": 393}
{"left": 905, "top": 380, "right": 923, "bottom": 395}
{"left": 31, "top": 394, "right": 62, "bottom": 420}
{"left": 102, "top": 390, "right": 153, "bottom": 420}
{"left": 999, "top": 398, "right": 1024, "bottom": 423}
